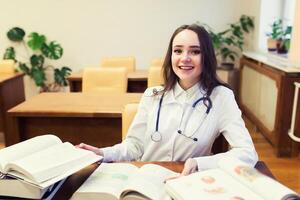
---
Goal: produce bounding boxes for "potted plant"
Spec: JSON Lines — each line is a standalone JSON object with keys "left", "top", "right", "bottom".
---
{"left": 3, "top": 27, "right": 72, "bottom": 92}
{"left": 201, "top": 15, "right": 254, "bottom": 69}
{"left": 266, "top": 19, "right": 283, "bottom": 51}
{"left": 276, "top": 26, "right": 292, "bottom": 54}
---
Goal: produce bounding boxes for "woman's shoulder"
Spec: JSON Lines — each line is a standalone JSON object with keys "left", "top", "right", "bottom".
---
{"left": 139, "top": 86, "right": 165, "bottom": 107}
{"left": 211, "top": 85, "right": 234, "bottom": 99}
{"left": 143, "top": 86, "right": 165, "bottom": 97}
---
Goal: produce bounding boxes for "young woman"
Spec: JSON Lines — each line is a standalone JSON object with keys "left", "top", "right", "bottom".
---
{"left": 78, "top": 24, "right": 258, "bottom": 175}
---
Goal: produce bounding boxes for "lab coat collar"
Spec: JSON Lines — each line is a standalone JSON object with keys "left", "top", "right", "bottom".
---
{"left": 162, "top": 82, "right": 206, "bottom": 106}
{"left": 173, "top": 82, "right": 200, "bottom": 101}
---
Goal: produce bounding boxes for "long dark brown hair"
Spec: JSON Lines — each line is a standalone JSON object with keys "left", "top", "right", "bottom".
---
{"left": 162, "top": 24, "right": 230, "bottom": 96}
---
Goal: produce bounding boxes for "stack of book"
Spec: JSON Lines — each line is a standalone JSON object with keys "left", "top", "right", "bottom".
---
{"left": 0, "top": 135, "right": 102, "bottom": 199}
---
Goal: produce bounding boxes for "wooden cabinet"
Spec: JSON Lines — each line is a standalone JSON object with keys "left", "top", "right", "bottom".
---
{"left": 239, "top": 56, "right": 300, "bottom": 157}
{"left": 0, "top": 73, "right": 25, "bottom": 133}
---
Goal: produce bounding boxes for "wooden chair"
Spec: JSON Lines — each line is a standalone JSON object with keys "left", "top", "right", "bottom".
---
{"left": 148, "top": 66, "right": 163, "bottom": 87}
{"left": 0, "top": 60, "right": 15, "bottom": 74}
{"left": 122, "top": 103, "right": 139, "bottom": 140}
{"left": 150, "top": 58, "right": 164, "bottom": 68}
{"left": 82, "top": 67, "right": 127, "bottom": 94}
{"left": 101, "top": 56, "right": 136, "bottom": 72}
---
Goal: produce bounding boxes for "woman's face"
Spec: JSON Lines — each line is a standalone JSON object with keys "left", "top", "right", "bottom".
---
{"left": 171, "top": 29, "right": 202, "bottom": 90}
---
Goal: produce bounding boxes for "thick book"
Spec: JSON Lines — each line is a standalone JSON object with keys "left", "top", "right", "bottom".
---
{"left": 0, "top": 134, "right": 102, "bottom": 199}
{"left": 71, "top": 163, "right": 179, "bottom": 200}
{"left": 0, "top": 177, "right": 65, "bottom": 199}
{"left": 165, "top": 157, "right": 300, "bottom": 200}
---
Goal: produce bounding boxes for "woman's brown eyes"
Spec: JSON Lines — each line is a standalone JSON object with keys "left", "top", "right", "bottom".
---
{"left": 191, "top": 50, "right": 201, "bottom": 55}
{"left": 173, "top": 49, "right": 201, "bottom": 55}
{"left": 174, "top": 49, "right": 182, "bottom": 54}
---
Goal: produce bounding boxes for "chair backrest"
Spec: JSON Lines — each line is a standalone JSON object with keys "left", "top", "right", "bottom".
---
{"left": 148, "top": 66, "right": 164, "bottom": 87}
{"left": 150, "top": 58, "right": 164, "bottom": 68}
{"left": 82, "top": 67, "right": 128, "bottom": 94}
{"left": 0, "top": 60, "right": 15, "bottom": 74}
{"left": 122, "top": 103, "right": 139, "bottom": 140}
{"left": 101, "top": 56, "right": 136, "bottom": 72}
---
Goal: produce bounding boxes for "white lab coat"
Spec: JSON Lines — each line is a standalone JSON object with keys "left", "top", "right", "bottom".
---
{"left": 102, "top": 83, "right": 258, "bottom": 171}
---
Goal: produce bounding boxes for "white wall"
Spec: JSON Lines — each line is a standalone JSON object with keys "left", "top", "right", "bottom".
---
{"left": 289, "top": 0, "right": 300, "bottom": 63}
{"left": 0, "top": 0, "right": 259, "bottom": 72}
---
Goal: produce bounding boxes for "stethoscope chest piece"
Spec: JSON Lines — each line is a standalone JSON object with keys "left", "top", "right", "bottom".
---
{"left": 151, "top": 131, "right": 162, "bottom": 142}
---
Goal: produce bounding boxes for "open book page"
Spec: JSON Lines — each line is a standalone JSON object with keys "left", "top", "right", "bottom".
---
{"left": 71, "top": 163, "right": 139, "bottom": 200}
{"left": 0, "top": 135, "right": 61, "bottom": 172}
{"left": 5, "top": 142, "right": 101, "bottom": 185}
{"left": 166, "top": 169, "right": 264, "bottom": 200}
{"left": 218, "top": 157, "right": 299, "bottom": 200}
{"left": 120, "top": 164, "right": 179, "bottom": 200}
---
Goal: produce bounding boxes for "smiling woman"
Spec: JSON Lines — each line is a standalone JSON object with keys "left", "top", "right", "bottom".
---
{"left": 78, "top": 24, "right": 258, "bottom": 178}
{"left": 171, "top": 29, "right": 202, "bottom": 90}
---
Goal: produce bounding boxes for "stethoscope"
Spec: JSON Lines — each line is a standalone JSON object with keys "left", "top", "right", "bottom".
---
{"left": 151, "top": 91, "right": 212, "bottom": 142}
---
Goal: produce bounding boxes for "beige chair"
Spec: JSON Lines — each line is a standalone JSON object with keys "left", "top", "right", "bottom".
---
{"left": 101, "top": 56, "right": 136, "bottom": 72}
{"left": 150, "top": 58, "right": 164, "bottom": 68}
{"left": 148, "top": 66, "right": 164, "bottom": 87}
{"left": 122, "top": 103, "right": 139, "bottom": 140}
{"left": 82, "top": 67, "right": 128, "bottom": 94}
{"left": 0, "top": 60, "right": 15, "bottom": 74}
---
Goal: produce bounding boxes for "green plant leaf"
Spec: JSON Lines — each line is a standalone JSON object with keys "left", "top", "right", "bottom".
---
{"left": 240, "top": 15, "right": 254, "bottom": 32}
{"left": 27, "top": 32, "right": 46, "bottom": 50}
{"left": 54, "top": 66, "right": 72, "bottom": 86}
{"left": 7, "top": 27, "right": 25, "bottom": 42}
{"left": 41, "top": 41, "right": 63, "bottom": 60}
{"left": 31, "top": 66, "right": 46, "bottom": 86}
{"left": 18, "top": 63, "right": 31, "bottom": 75}
{"left": 3, "top": 47, "right": 16, "bottom": 60}
{"left": 30, "top": 55, "right": 45, "bottom": 68}
{"left": 283, "top": 39, "right": 290, "bottom": 50}
{"left": 267, "top": 19, "right": 284, "bottom": 39}
{"left": 224, "top": 37, "right": 234, "bottom": 45}
{"left": 220, "top": 47, "right": 237, "bottom": 61}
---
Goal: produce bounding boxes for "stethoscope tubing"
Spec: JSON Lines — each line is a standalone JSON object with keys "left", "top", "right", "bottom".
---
{"left": 153, "top": 92, "right": 212, "bottom": 141}
{"left": 155, "top": 92, "right": 165, "bottom": 132}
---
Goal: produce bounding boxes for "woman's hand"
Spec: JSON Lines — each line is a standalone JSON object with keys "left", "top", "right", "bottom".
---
{"left": 165, "top": 158, "right": 198, "bottom": 183}
{"left": 76, "top": 143, "right": 103, "bottom": 156}
{"left": 181, "top": 158, "right": 198, "bottom": 176}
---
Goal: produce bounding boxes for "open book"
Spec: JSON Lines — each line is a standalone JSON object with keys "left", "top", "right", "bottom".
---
{"left": 0, "top": 134, "right": 102, "bottom": 198}
{"left": 71, "top": 163, "right": 179, "bottom": 200}
{"left": 166, "top": 157, "right": 300, "bottom": 200}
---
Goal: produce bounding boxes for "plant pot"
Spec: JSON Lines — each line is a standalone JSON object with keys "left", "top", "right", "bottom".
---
{"left": 267, "top": 38, "right": 278, "bottom": 51}
{"left": 276, "top": 39, "right": 289, "bottom": 54}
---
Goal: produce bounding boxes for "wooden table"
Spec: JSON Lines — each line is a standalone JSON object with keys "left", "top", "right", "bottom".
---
{"left": 52, "top": 161, "right": 275, "bottom": 200}
{"left": 0, "top": 73, "right": 25, "bottom": 132}
{"left": 68, "top": 70, "right": 148, "bottom": 93}
{"left": 6, "top": 93, "right": 142, "bottom": 147}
